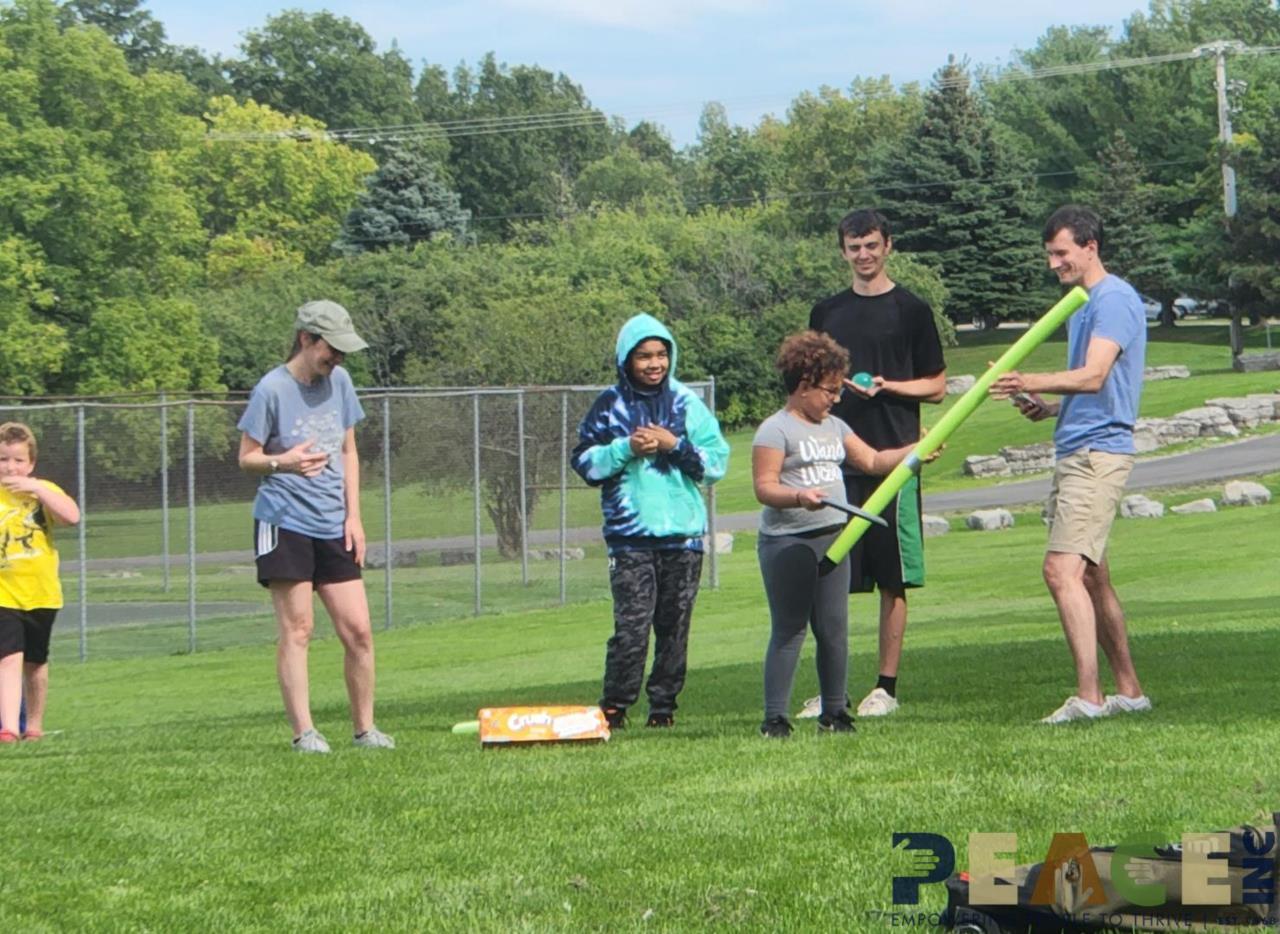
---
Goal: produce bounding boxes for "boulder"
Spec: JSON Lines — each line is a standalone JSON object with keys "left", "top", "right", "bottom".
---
{"left": 1205, "top": 397, "right": 1273, "bottom": 430}
{"left": 998, "top": 442, "right": 1054, "bottom": 474}
{"left": 963, "top": 454, "right": 1011, "bottom": 478}
{"left": 1233, "top": 351, "right": 1280, "bottom": 373}
{"left": 922, "top": 514, "right": 950, "bottom": 537}
{"left": 946, "top": 374, "right": 976, "bottom": 395}
{"left": 364, "top": 547, "right": 421, "bottom": 569}
{"left": 1222, "top": 481, "right": 1272, "bottom": 507}
{"left": 1144, "top": 365, "right": 1191, "bottom": 381}
{"left": 528, "top": 547, "right": 586, "bottom": 561}
{"left": 1120, "top": 494, "right": 1164, "bottom": 519}
{"left": 1245, "top": 393, "right": 1280, "bottom": 420}
{"left": 1175, "top": 406, "right": 1239, "bottom": 438}
{"left": 965, "top": 508, "right": 1014, "bottom": 531}
{"left": 439, "top": 549, "right": 476, "bottom": 567}
{"left": 1171, "top": 498, "right": 1216, "bottom": 515}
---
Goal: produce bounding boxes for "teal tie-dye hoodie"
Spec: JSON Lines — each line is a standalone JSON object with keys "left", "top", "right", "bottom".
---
{"left": 571, "top": 314, "right": 730, "bottom": 555}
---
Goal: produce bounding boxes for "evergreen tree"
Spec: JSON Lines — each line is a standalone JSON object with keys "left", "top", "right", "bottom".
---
{"left": 1087, "top": 130, "right": 1177, "bottom": 321}
{"left": 877, "top": 58, "right": 1042, "bottom": 327}
{"left": 335, "top": 144, "right": 470, "bottom": 254}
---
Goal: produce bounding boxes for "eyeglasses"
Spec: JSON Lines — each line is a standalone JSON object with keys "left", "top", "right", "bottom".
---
{"left": 810, "top": 381, "right": 844, "bottom": 399}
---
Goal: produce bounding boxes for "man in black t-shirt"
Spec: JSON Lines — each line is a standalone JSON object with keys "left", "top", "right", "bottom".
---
{"left": 802, "top": 208, "right": 946, "bottom": 720}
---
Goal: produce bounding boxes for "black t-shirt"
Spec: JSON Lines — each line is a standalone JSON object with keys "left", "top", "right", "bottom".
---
{"left": 808, "top": 285, "right": 946, "bottom": 459}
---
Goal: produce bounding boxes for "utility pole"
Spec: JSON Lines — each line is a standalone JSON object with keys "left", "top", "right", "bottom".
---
{"left": 1195, "top": 40, "right": 1246, "bottom": 219}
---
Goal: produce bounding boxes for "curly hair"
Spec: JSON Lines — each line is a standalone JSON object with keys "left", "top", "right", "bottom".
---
{"left": 0, "top": 421, "right": 37, "bottom": 462}
{"left": 774, "top": 331, "right": 849, "bottom": 394}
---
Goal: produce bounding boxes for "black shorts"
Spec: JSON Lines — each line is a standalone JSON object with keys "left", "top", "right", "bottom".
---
{"left": 0, "top": 607, "right": 58, "bottom": 664}
{"left": 843, "top": 473, "right": 926, "bottom": 594}
{"left": 254, "top": 521, "right": 362, "bottom": 588}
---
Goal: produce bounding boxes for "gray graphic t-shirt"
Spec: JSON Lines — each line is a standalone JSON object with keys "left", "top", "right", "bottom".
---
{"left": 238, "top": 364, "right": 365, "bottom": 539}
{"left": 752, "top": 409, "right": 853, "bottom": 536}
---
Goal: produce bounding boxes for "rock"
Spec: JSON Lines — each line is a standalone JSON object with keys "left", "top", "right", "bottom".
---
{"left": 221, "top": 564, "right": 258, "bottom": 575}
{"left": 922, "top": 514, "right": 950, "bottom": 537}
{"left": 439, "top": 549, "right": 476, "bottom": 567}
{"left": 946, "top": 374, "right": 976, "bottom": 395}
{"left": 1136, "top": 415, "right": 1201, "bottom": 447}
{"left": 1245, "top": 393, "right": 1280, "bottom": 420}
{"left": 101, "top": 570, "right": 141, "bottom": 579}
{"left": 1233, "top": 351, "right": 1280, "bottom": 373}
{"left": 1176, "top": 406, "right": 1240, "bottom": 438}
{"left": 1120, "top": 494, "right": 1164, "bottom": 518}
{"left": 1144, "top": 365, "right": 1191, "bottom": 381}
{"left": 702, "top": 532, "right": 734, "bottom": 555}
{"left": 1205, "top": 397, "right": 1273, "bottom": 430}
{"left": 963, "top": 454, "right": 1011, "bottom": 478}
{"left": 1222, "top": 481, "right": 1272, "bottom": 507}
{"left": 1171, "top": 498, "right": 1217, "bottom": 515}
{"left": 364, "top": 548, "right": 421, "bottom": 569}
{"left": 528, "top": 547, "right": 586, "bottom": 561}
{"left": 1132, "top": 425, "right": 1161, "bottom": 453}
{"left": 998, "top": 442, "right": 1054, "bottom": 474}
{"left": 965, "top": 508, "right": 1014, "bottom": 531}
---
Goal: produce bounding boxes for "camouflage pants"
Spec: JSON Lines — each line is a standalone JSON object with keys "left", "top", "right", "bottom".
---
{"left": 601, "top": 549, "right": 704, "bottom": 715}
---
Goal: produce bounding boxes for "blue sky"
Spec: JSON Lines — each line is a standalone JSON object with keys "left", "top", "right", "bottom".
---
{"left": 145, "top": 0, "right": 1141, "bottom": 146}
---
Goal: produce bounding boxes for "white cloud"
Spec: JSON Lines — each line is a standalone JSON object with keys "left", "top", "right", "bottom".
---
{"left": 501, "top": 0, "right": 773, "bottom": 31}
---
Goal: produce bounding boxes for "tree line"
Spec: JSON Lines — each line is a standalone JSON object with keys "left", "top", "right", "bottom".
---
{"left": 3, "top": 0, "right": 1278, "bottom": 420}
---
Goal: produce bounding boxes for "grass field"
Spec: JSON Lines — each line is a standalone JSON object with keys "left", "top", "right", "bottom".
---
{"left": 4, "top": 472, "right": 1278, "bottom": 931}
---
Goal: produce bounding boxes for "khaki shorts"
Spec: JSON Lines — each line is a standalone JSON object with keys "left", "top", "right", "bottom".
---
{"left": 1046, "top": 449, "right": 1134, "bottom": 564}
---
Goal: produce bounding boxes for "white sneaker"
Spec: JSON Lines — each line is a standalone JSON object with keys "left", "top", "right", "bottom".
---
{"left": 353, "top": 727, "right": 396, "bottom": 749}
{"left": 855, "top": 687, "right": 900, "bottom": 717}
{"left": 1040, "top": 695, "right": 1105, "bottom": 724}
{"left": 795, "top": 695, "right": 822, "bottom": 719}
{"left": 1102, "top": 694, "right": 1152, "bottom": 716}
{"left": 292, "top": 728, "right": 331, "bottom": 753}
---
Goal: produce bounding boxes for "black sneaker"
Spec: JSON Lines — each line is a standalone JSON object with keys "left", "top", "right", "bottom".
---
{"left": 602, "top": 706, "right": 627, "bottom": 730}
{"left": 817, "top": 709, "right": 856, "bottom": 733}
{"left": 645, "top": 713, "right": 675, "bottom": 728}
{"left": 760, "top": 715, "right": 793, "bottom": 739}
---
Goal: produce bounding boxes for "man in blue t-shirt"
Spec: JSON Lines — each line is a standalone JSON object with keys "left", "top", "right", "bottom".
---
{"left": 991, "top": 205, "right": 1152, "bottom": 725}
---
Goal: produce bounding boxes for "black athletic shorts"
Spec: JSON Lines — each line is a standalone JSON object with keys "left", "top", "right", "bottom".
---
{"left": 254, "top": 521, "right": 362, "bottom": 588}
{"left": 0, "top": 607, "right": 58, "bottom": 664}
{"left": 843, "top": 473, "right": 926, "bottom": 594}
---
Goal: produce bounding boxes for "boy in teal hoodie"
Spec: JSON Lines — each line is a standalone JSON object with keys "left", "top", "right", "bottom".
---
{"left": 572, "top": 314, "right": 730, "bottom": 729}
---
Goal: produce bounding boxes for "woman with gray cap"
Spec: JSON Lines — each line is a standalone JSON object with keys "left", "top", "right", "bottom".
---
{"left": 237, "top": 300, "right": 394, "bottom": 753}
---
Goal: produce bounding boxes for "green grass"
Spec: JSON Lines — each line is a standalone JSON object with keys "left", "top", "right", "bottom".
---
{"left": 5, "top": 474, "right": 1279, "bottom": 931}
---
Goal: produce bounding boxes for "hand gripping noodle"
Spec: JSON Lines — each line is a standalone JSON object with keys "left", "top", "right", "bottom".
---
{"left": 818, "top": 287, "right": 1090, "bottom": 576}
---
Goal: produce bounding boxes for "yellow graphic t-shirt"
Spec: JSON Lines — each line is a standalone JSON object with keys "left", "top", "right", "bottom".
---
{"left": 0, "top": 480, "right": 64, "bottom": 610}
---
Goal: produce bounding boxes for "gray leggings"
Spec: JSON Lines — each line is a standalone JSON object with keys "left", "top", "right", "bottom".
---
{"left": 758, "top": 527, "right": 851, "bottom": 719}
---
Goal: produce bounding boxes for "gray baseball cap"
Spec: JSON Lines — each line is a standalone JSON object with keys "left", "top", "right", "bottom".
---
{"left": 294, "top": 300, "right": 369, "bottom": 353}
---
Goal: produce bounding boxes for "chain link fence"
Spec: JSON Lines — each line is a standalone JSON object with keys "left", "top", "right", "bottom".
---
{"left": 1, "top": 382, "right": 718, "bottom": 663}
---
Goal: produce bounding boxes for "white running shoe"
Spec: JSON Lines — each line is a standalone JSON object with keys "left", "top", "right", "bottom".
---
{"left": 1040, "top": 695, "right": 1105, "bottom": 724}
{"left": 292, "top": 728, "right": 331, "bottom": 753}
{"left": 795, "top": 695, "right": 823, "bottom": 719}
{"left": 353, "top": 727, "right": 396, "bottom": 749}
{"left": 855, "top": 687, "right": 900, "bottom": 717}
{"left": 1102, "top": 694, "right": 1152, "bottom": 716}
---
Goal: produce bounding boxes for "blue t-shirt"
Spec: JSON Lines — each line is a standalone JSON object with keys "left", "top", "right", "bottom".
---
{"left": 237, "top": 365, "right": 365, "bottom": 539}
{"left": 1054, "top": 274, "right": 1147, "bottom": 459}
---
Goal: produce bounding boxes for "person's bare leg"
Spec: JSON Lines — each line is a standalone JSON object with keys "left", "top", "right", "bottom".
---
{"left": 0, "top": 652, "right": 21, "bottom": 735}
{"left": 1084, "top": 559, "right": 1143, "bottom": 698}
{"left": 1042, "top": 551, "right": 1103, "bottom": 705}
{"left": 22, "top": 661, "right": 48, "bottom": 734}
{"left": 877, "top": 587, "right": 907, "bottom": 679}
{"left": 317, "top": 579, "right": 374, "bottom": 735}
{"left": 271, "top": 580, "right": 316, "bottom": 736}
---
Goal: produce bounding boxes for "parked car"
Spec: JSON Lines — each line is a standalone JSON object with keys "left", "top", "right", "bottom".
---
{"left": 1173, "top": 295, "right": 1200, "bottom": 317}
{"left": 1140, "top": 294, "right": 1164, "bottom": 320}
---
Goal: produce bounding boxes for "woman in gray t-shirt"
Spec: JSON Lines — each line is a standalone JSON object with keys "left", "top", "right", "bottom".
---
{"left": 753, "top": 331, "right": 916, "bottom": 739}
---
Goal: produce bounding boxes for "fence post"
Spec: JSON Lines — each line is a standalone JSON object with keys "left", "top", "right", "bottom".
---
{"left": 516, "top": 390, "right": 529, "bottom": 586}
{"left": 160, "top": 391, "right": 170, "bottom": 593}
{"left": 186, "top": 403, "right": 197, "bottom": 653}
{"left": 559, "top": 391, "right": 568, "bottom": 605}
{"left": 76, "top": 405, "right": 87, "bottom": 663}
{"left": 707, "top": 377, "right": 719, "bottom": 590}
{"left": 382, "top": 394, "right": 392, "bottom": 631}
{"left": 472, "top": 392, "right": 482, "bottom": 616}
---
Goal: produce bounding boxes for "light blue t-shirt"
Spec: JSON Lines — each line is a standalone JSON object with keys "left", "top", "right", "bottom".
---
{"left": 1054, "top": 274, "right": 1147, "bottom": 459}
{"left": 237, "top": 365, "right": 365, "bottom": 539}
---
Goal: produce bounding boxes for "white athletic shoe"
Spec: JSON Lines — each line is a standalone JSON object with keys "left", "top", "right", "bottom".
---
{"left": 1102, "top": 694, "right": 1152, "bottom": 716}
{"left": 795, "top": 695, "right": 823, "bottom": 719}
{"left": 1040, "top": 695, "right": 1105, "bottom": 724}
{"left": 292, "top": 728, "right": 331, "bottom": 753}
{"left": 353, "top": 727, "right": 396, "bottom": 749}
{"left": 855, "top": 687, "right": 900, "bottom": 717}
